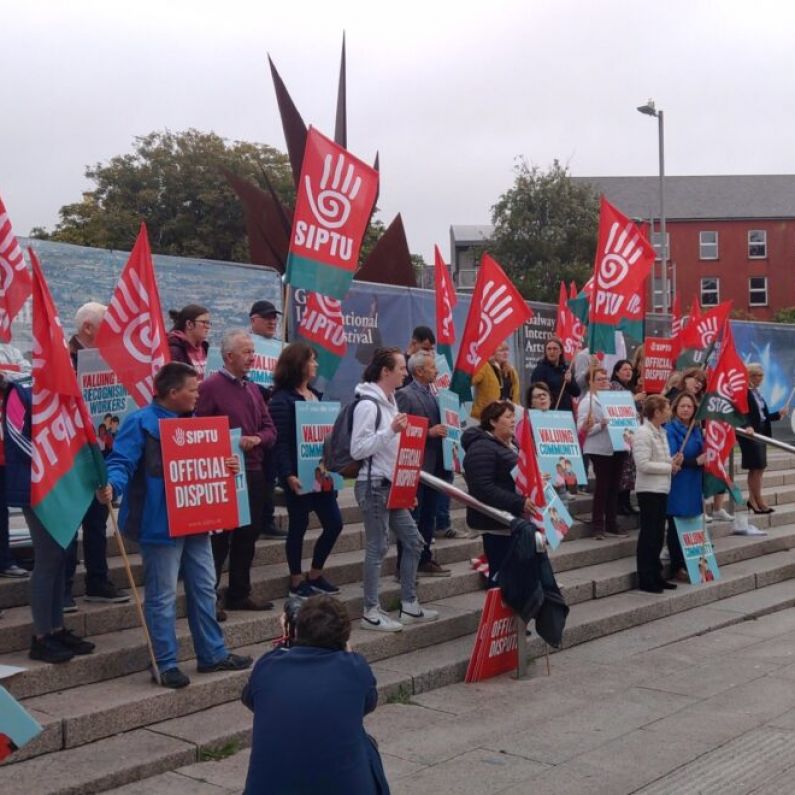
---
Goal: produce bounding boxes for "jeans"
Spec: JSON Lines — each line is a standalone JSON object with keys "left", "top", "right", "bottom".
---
{"left": 140, "top": 534, "right": 228, "bottom": 673}
{"left": 65, "top": 497, "right": 110, "bottom": 595}
{"left": 212, "top": 469, "right": 264, "bottom": 603}
{"left": 355, "top": 480, "right": 424, "bottom": 611}
{"left": 24, "top": 508, "right": 67, "bottom": 636}
{"left": 397, "top": 482, "right": 438, "bottom": 569}
{"left": 636, "top": 492, "right": 668, "bottom": 589}
{"left": 284, "top": 489, "right": 343, "bottom": 575}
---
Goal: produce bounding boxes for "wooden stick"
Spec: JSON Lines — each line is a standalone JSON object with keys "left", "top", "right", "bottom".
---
{"left": 281, "top": 284, "right": 291, "bottom": 342}
{"left": 554, "top": 359, "right": 575, "bottom": 410}
{"left": 107, "top": 508, "right": 161, "bottom": 686}
{"left": 677, "top": 418, "right": 696, "bottom": 456}
{"left": 545, "top": 644, "right": 551, "bottom": 676}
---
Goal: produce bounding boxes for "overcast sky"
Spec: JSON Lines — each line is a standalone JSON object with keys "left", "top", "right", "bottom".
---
{"left": 4, "top": 0, "right": 795, "bottom": 264}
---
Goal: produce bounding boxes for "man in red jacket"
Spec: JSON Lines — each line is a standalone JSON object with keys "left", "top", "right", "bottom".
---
{"left": 196, "top": 329, "right": 277, "bottom": 614}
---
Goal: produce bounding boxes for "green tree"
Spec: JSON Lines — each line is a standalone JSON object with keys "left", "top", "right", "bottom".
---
{"left": 34, "top": 129, "right": 294, "bottom": 263}
{"left": 773, "top": 307, "right": 795, "bottom": 324}
{"left": 489, "top": 159, "right": 599, "bottom": 302}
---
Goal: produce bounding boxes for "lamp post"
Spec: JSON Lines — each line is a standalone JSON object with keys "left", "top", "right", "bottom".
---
{"left": 637, "top": 99, "right": 667, "bottom": 315}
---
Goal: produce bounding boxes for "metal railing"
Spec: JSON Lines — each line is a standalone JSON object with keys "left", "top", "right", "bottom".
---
{"left": 736, "top": 428, "right": 795, "bottom": 456}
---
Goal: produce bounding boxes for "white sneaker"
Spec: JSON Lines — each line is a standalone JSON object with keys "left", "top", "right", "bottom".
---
{"left": 742, "top": 525, "right": 767, "bottom": 536}
{"left": 660, "top": 549, "right": 671, "bottom": 563}
{"left": 712, "top": 509, "right": 733, "bottom": 522}
{"left": 399, "top": 601, "right": 439, "bottom": 624}
{"left": 704, "top": 513, "right": 714, "bottom": 524}
{"left": 360, "top": 607, "right": 403, "bottom": 633}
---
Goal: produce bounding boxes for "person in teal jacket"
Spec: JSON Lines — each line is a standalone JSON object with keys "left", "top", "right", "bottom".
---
{"left": 96, "top": 362, "right": 252, "bottom": 689}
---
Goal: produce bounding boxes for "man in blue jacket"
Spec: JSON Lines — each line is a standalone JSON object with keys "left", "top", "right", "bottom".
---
{"left": 96, "top": 362, "right": 252, "bottom": 689}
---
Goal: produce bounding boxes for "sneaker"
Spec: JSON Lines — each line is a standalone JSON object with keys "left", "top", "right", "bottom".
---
{"left": 660, "top": 581, "right": 678, "bottom": 590}
{"left": 594, "top": 532, "right": 605, "bottom": 541}
{"left": 289, "top": 580, "right": 316, "bottom": 599}
{"left": 712, "top": 508, "right": 733, "bottom": 522}
{"left": 307, "top": 575, "right": 340, "bottom": 595}
{"left": 0, "top": 564, "right": 29, "bottom": 578}
{"left": 417, "top": 560, "right": 452, "bottom": 578}
{"left": 360, "top": 606, "right": 403, "bottom": 632}
{"left": 704, "top": 513, "right": 714, "bottom": 524}
{"left": 660, "top": 549, "right": 671, "bottom": 563}
{"left": 197, "top": 653, "right": 253, "bottom": 673}
{"left": 62, "top": 595, "right": 79, "bottom": 614}
{"left": 30, "top": 634, "right": 74, "bottom": 664}
{"left": 741, "top": 525, "right": 768, "bottom": 537}
{"left": 262, "top": 524, "right": 288, "bottom": 539}
{"left": 84, "top": 581, "right": 130, "bottom": 603}
{"left": 605, "top": 530, "right": 630, "bottom": 539}
{"left": 434, "top": 527, "right": 463, "bottom": 539}
{"left": 225, "top": 596, "right": 274, "bottom": 611}
{"left": 399, "top": 601, "right": 439, "bottom": 624}
{"left": 154, "top": 667, "right": 190, "bottom": 689}
{"left": 216, "top": 607, "right": 227, "bottom": 623}
{"left": 52, "top": 627, "right": 95, "bottom": 655}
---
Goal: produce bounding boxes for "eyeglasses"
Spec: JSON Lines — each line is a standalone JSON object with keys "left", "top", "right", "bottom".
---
{"left": 193, "top": 319, "right": 212, "bottom": 328}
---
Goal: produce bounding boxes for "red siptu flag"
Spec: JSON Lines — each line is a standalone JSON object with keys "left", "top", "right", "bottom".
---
{"left": 671, "top": 293, "right": 683, "bottom": 358}
{"left": 297, "top": 291, "right": 347, "bottom": 380}
{"left": 588, "top": 196, "right": 655, "bottom": 354}
{"left": 450, "top": 253, "right": 532, "bottom": 400}
{"left": 29, "top": 249, "right": 105, "bottom": 549}
{"left": 434, "top": 245, "right": 457, "bottom": 346}
{"left": 696, "top": 320, "right": 749, "bottom": 425}
{"left": 703, "top": 419, "right": 742, "bottom": 502}
{"left": 555, "top": 282, "right": 584, "bottom": 358}
{"left": 515, "top": 413, "right": 546, "bottom": 515}
{"left": 679, "top": 300, "right": 732, "bottom": 352}
{"left": 0, "top": 196, "right": 33, "bottom": 342}
{"left": 95, "top": 223, "right": 170, "bottom": 407}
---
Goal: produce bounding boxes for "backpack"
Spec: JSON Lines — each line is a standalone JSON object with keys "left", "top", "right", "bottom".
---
{"left": 322, "top": 395, "right": 382, "bottom": 478}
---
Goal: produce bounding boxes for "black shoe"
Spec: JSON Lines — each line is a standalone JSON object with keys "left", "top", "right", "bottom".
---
{"left": 307, "top": 575, "right": 341, "bottom": 595}
{"left": 30, "top": 634, "right": 74, "bottom": 664}
{"left": 638, "top": 584, "right": 664, "bottom": 594}
{"left": 197, "top": 653, "right": 253, "bottom": 674}
{"left": 261, "top": 524, "right": 288, "bottom": 539}
{"left": 154, "top": 667, "right": 190, "bottom": 689}
{"left": 84, "top": 581, "right": 130, "bottom": 603}
{"left": 62, "top": 595, "right": 79, "bottom": 614}
{"left": 225, "top": 596, "right": 274, "bottom": 611}
{"left": 52, "top": 628, "right": 95, "bottom": 655}
{"left": 216, "top": 607, "right": 228, "bottom": 623}
{"left": 660, "top": 581, "right": 678, "bottom": 590}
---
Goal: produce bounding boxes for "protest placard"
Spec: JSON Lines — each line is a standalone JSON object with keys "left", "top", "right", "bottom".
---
{"left": 0, "top": 685, "right": 42, "bottom": 762}
{"left": 465, "top": 588, "right": 519, "bottom": 683}
{"left": 295, "top": 401, "right": 343, "bottom": 495}
{"left": 229, "top": 428, "right": 250, "bottom": 526}
{"left": 541, "top": 483, "right": 574, "bottom": 551}
{"left": 598, "top": 391, "right": 639, "bottom": 452}
{"left": 675, "top": 515, "right": 720, "bottom": 584}
{"left": 437, "top": 389, "right": 462, "bottom": 472}
{"left": 434, "top": 353, "right": 452, "bottom": 393}
{"left": 387, "top": 415, "right": 428, "bottom": 509}
{"left": 205, "top": 336, "right": 283, "bottom": 390}
{"left": 530, "top": 409, "right": 587, "bottom": 486}
{"left": 644, "top": 337, "right": 675, "bottom": 394}
{"left": 160, "top": 416, "right": 238, "bottom": 536}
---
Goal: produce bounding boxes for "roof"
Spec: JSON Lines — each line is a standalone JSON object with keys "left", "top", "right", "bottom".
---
{"left": 450, "top": 224, "right": 495, "bottom": 245}
{"left": 573, "top": 175, "right": 795, "bottom": 220}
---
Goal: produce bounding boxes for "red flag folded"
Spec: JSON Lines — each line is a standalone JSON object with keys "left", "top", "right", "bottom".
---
{"left": 297, "top": 291, "right": 348, "bottom": 379}
{"left": 697, "top": 320, "right": 749, "bottom": 424}
{"left": 434, "top": 245, "right": 457, "bottom": 347}
{"left": 703, "top": 419, "right": 742, "bottom": 501}
{"left": 515, "top": 414, "right": 546, "bottom": 514}
{"left": 95, "top": 223, "right": 169, "bottom": 407}
{"left": 0, "top": 197, "right": 32, "bottom": 342}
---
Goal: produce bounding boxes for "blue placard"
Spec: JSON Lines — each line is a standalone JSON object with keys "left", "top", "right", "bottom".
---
{"left": 541, "top": 483, "right": 574, "bottom": 551}
{"left": 437, "top": 389, "right": 462, "bottom": 472}
{"left": 675, "top": 515, "right": 720, "bottom": 584}
{"left": 0, "top": 685, "right": 42, "bottom": 754}
{"left": 529, "top": 409, "right": 587, "bottom": 486}
{"left": 205, "top": 336, "right": 283, "bottom": 388}
{"left": 295, "top": 401, "right": 343, "bottom": 495}
{"left": 597, "top": 391, "right": 639, "bottom": 452}
{"left": 434, "top": 354, "right": 452, "bottom": 394}
{"left": 229, "top": 428, "right": 250, "bottom": 526}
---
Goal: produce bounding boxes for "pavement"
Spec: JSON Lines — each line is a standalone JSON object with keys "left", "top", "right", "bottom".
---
{"left": 109, "top": 604, "right": 795, "bottom": 795}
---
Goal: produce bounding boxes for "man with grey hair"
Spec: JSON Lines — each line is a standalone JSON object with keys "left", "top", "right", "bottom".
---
{"left": 395, "top": 351, "right": 451, "bottom": 577}
{"left": 196, "top": 330, "right": 277, "bottom": 615}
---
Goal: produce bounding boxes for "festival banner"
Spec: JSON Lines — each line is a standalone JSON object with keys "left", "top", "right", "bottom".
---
{"left": 285, "top": 127, "right": 379, "bottom": 299}
{"left": 541, "top": 482, "right": 574, "bottom": 551}
{"left": 643, "top": 337, "right": 675, "bottom": 395}
{"left": 597, "top": 390, "right": 639, "bottom": 452}
{"left": 387, "top": 415, "right": 428, "bottom": 509}
{"left": 297, "top": 292, "right": 347, "bottom": 379}
{"left": 229, "top": 428, "right": 250, "bottom": 526}
{"left": 160, "top": 416, "right": 238, "bottom": 536}
{"left": 464, "top": 588, "right": 519, "bottom": 683}
{"left": 0, "top": 686, "right": 42, "bottom": 763}
{"left": 0, "top": 196, "right": 33, "bottom": 343}
{"left": 295, "top": 401, "right": 343, "bottom": 495}
{"left": 438, "top": 389, "right": 462, "bottom": 472}
{"left": 529, "top": 409, "right": 587, "bottom": 485}
{"left": 674, "top": 515, "right": 720, "bottom": 585}
{"left": 205, "top": 336, "right": 283, "bottom": 389}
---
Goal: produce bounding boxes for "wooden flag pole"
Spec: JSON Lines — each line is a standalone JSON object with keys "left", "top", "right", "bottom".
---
{"left": 677, "top": 418, "right": 697, "bottom": 456}
{"left": 281, "top": 284, "right": 291, "bottom": 342}
{"left": 554, "top": 359, "right": 576, "bottom": 410}
{"left": 107, "top": 508, "right": 161, "bottom": 686}
{"left": 545, "top": 644, "right": 551, "bottom": 676}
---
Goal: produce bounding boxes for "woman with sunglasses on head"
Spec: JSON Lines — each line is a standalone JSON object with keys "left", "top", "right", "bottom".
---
{"left": 167, "top": 304, "right": 211, "bottom": 380}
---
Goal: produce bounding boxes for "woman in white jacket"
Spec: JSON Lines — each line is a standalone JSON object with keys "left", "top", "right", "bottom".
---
{"left": 632, "top": 395, "right": 683, "bottom": 593}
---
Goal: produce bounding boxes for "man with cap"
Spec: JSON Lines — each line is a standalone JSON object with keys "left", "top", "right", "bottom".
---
{"left": 249, "top": 300, "right": 286, "bottom": 539}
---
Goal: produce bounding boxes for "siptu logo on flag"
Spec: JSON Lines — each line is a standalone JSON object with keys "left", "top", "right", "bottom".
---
{"left": 677, "top": 300, "right": 730, "bottom": 368}
{"left": 588, "top": 197, "right": 655, "bottom": 354}
{"left": 286, "top": 127, "right": 379, "bottom": 300}
{"left": 0, "top": 197, "right": 33, "bottom": 343}
{"left": 702, "top": 419, "right": 742, "bottom": 502}
{"left": 29, "top": 249, "right": 105, "bottom": 549}
{"left": 434, "top": 245, "right": 457, "bottom": 368}
{"left": 515, "top": 414, "right": 546, "bottom": 518}
{"left": 297, "top": 291, "right": 348, "bottom": 380}
{"left": 696, "top": 320, "right": 748, "bottom": 426}
{"left": 450, "top": 254, "right": 532, "bottom": 401}
{"left": 671, "top": 293, "right": 683, "bottom": 360}
{"left": 555, "top": 282, "right": 585, "bottom": 358}
{"left": 96, "top": 223, "right": 170, "bottom": 407}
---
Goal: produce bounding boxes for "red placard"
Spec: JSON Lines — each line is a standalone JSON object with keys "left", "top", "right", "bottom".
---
{"left": 465, "top": 588, "right": 519, "bottom": 683}
{"left": 160, "top": 416, "right": 238, "bottom": 537}
{"left": 644, "top": 337, "right": 675, "bottom": 395}
{"left": 386, "top": 415, "right": 428, "bottom": 509}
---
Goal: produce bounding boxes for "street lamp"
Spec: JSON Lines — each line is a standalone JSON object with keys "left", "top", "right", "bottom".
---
{"left": 637, "top": 99, "right": 668, "bottom": 315}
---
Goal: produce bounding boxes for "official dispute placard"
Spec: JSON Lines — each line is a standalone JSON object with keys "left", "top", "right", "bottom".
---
{"left": 387, "top": 415, "right": 428, "bottom": 509}
{"left": 644, "top": 337, "right": 675, "bottom": 395}
{"left": 160, "top": 416, "right": 238, "bottom": 536}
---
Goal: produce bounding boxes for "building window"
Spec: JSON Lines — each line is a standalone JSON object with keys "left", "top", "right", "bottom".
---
{"left": 699, "top": 231, "right": 718, "bottom": 260}
{"left": 701, "top": 277, "right": 719, "bottom": 307}
{"left": 748, "top": 230, "right": 767, "bottom": 258}
{"left": 651, "top": 231, "right": 670, "bottom": 262}
{"left": 749, "top": 276, "right": 768, "bottom": 306}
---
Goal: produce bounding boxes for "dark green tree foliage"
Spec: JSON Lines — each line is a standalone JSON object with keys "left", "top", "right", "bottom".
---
{"left": 35, "top": 130, "right": 294, "bottom": 263}
{"left": 489, "top": 159, "right": 599, "bottom": 302}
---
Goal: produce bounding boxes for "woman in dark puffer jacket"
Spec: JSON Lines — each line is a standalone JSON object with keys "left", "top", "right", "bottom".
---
{"left": 530, "top": 336, "right": 580, "bottom": 412}
{"left": 462, "top": 400, "right": 533, "bottom": 587}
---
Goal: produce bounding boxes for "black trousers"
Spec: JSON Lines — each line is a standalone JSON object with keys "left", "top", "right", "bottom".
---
{"left": 636, "top": 492, "right": 668, "bottom": 589}
{"left": 590, "top": 453, "right": 626, "bottom": 533}
{"left": 212, "top": 469, "right": 265, "bottom": 603}
{"left": 666, "top": 516, "right": 686, "bottom": 572}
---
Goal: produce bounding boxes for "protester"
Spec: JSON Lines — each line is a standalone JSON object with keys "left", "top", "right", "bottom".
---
{"left": 0, "top": 375, "right": 28, "bottom": 579}
{"left": 472, "top": 341, "right": 520, "bottom": 419}
{"left": 665, "top": 392, "right": 705, "bottom": 581}
{"left": 576, "top": 367, "right": 628, "bottom": 540}
{"left": 402, "top": 325, "right": 436, "bottom": 386}
{"left": 530, "top": 336, "right": 580, "bottom": 412}
{"left": 98, "top": 362, "right": 252, "bottom": 688}
{"left": 351, "top": 347, "right": 438, "bottom": 632}
{"left": 268, "top": 342, "right": 342, "bottom": 598}
{"left": 666, "top": 367, "right": 705, "bottom": 403}
{"left": 396, "top": 351, "right": 451, "bottom": 577}
{"left": 526, "top": 381, "right": 572, "bottom": 502}
{"left": 462, "top": 401, "right": 531, "bottom": 586}
{"left": 741, "top": 363, "right": 789, "bottom": 513}
{"left": 242, "top": 596, "right": 390, "bottom": 794}
{"left": 66, "top": 301, "right": 129, "bottom": 611}
{"left": 249, "top": 299, "right": 281, "bottom": 341}
{"left": 167, "top": 304, "right": 211, "bottom": 379}
{"left": 196, "top": 330, "right": 277, "bottom": 615}
{"left": 611, "top": 359, "right": 643, "bottom": 516}
{"left": 633, "top": 395, "right": 682, "bottom": 593}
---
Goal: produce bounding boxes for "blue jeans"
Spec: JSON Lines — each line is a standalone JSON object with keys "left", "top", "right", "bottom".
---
{"left": 397, "top": 482, "right": 438, "bottom": 568}
{"left": 0, "top": 467, "right": 13, "bottom": 570}
{"left": 65, "top": 497, "right": 110, "bottom": 595}
{"left": 140, "top": 534, "right": 228, "bottom": 674}
{"left": 354, "top": 480, "right": 423, "bottom": 611}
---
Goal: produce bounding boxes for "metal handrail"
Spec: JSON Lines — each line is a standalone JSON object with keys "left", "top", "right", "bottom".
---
{"left": 419, "top": 471, "right": 515, "bottom": 530}
{"left": 735, "top": 428, "right": 795, "bottom": 456}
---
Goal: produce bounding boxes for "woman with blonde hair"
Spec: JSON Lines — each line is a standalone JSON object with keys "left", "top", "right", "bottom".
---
{"left": 471, "top": 341, "right": 520, "bottom": 419}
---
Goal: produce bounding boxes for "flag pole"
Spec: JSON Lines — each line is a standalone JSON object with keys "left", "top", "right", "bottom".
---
{"left": 545, "top": 644, "right": 551, "bottom": 676}
{"left": 107, "top": 508, "right": 161, "bottom": 686}
{"left": 554, "top": 355, "right": 578, "bottom": 410}
{"left": 281, "top": 284, "right": 291, "bottom": 343}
